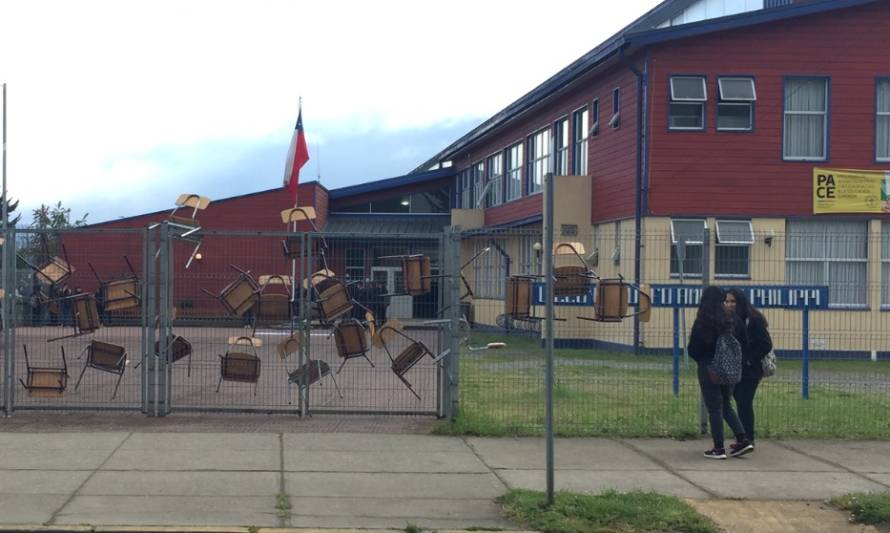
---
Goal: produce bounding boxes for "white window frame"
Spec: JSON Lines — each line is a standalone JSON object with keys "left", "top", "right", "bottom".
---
{"left": 506, "top": 142, "right": 523, "bottom": 202}
{"left": 715, "top": 220, "right": 754, "bottom": 278}
{"left": 473, "top": 239, "right": 505, "bottom": 299}
{"left": 783, "top": 77, "right": 829, "bottom": 161}
{"left": 590, "top": 99, "right": 600, "bottom": 137}
{"left": 459, "top": 168, "right": 473, "bottom": 208}
{"left": 877, "top": 78, "right": 890, "bottom": 162}
{"left": 786, "top": 220, "right": 868, "bottom": 309}
{"left": 554, "top": 117, "right": 569, "bottom": 176}
{"left": 345, "top": 248, "right": 365, "bottom": 282}
{"left": 485, "top": 152, "right": 504, "bottom": 207}
{"left": 472, "top": 161, "right": 485, "bottom": 209}
{"left": 669, "top": 76, "right": 707, "bottom": 131}
{"left": 611, "top": 87, "right": 621, "bottom": 129}
{"left": 527, "top": 127, "right": 550, "bottom": 194}
{"left": 670, "top": 219, "right": 708, "bottom": 277}
{"left": 717, "top": 77, "right": 756, "bottom": 132}
{"left": 882, "top": 222, "right": 890, "bottom": 308}
{"left": 572, "top": 106, "right": 588, "bottom": 175}
{"left": 519, "top": 232, "right": 543, "bottom": 276}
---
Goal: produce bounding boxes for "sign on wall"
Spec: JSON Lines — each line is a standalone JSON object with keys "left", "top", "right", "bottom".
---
{"left": 532, "top": 282, "right": 829, "bottom": 309}
{"left": 813, "top": 167, "right": 890, "bottom": 214}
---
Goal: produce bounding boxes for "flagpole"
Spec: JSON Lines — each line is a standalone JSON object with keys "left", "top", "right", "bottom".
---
{"left": 290, "top": 97, "right": 301, "bottom": 315}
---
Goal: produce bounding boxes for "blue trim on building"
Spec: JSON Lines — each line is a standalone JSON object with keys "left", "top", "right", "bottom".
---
{"left": 328, "top": 167, "right": 455, "bottom": 200}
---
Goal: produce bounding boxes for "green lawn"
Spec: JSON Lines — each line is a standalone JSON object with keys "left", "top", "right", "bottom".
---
{"left": 831, "top": 492, "right": 890, "bottom": 526}
{"left": 498, "top": 489, "right": 716, "bottom": 533}
{"left": 441, "top": 333, "right": 890, "bottom": 438}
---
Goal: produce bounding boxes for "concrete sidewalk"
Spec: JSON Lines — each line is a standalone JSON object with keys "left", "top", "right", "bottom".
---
{"left": 0, "top": 431, "right": 887, "bottom": 531}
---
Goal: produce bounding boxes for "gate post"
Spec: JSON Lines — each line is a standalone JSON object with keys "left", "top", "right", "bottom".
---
{"left": 442, "top": 227, "right": 462, "bottom": 421}
{"left": 2, "top": 226, "right": 15, "bottom": 416}
{"left": 141, "top": 224, "right": 156, "bottom": 414}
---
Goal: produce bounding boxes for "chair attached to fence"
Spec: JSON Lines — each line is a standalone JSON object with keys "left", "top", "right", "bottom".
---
{"left": 165, "top": 193, "right": 211, "bottom": 269}
{"left": 202, "top": 264, "right": 259, "bottom": 318}
{"left": 75, "top": 340, "right": 128, "bottom": 399}
{"left": 577, "top": 276, "right": 652, "bottom": 323}
{"left": 553, "top": 242, "right": 598, "bottom": 297}
{"left": 19, "top": 344, "right": 69, "bottom": 397}
{"left": 159, "top": 335, "right": 193, "bottom": 376}
{"left": 253, "top": 275, "right": 292, "bottom": 332}
{"left": 19, "top": 235, "right": 74, "bottom": 292}
{"left": 504, "top": 275, "right": 542, "bottom": 322}
{"left": 314, "top": 276, "right": 355, "bottom": 326}
{"left": 333, "top": 317, "right": 374, "bottom": 373}
{"left": 89, "top": 256, "right": 141, "bottom": 313}
{"left": 217, "top": 336, "right": 262, "bottom": 394}
{"left": 47, "top": 293, "right": 102, "bottom": 342}
{"left": 376, "top": 254, "right": 432, "bottom": 296}
{"left": 374, "top": 321, "right": 446, "bottom": 400}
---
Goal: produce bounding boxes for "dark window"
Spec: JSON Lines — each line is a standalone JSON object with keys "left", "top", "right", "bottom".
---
{"left": 669, "top": 76, "right": 706, "bottom": 130}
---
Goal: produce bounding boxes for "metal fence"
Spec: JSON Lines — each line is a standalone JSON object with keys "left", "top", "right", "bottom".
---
{"left": 456, "top": 225, "right": 890, "bottom": 438}
{"left": 1, "top": 225, "right": 454, "bottom": 418}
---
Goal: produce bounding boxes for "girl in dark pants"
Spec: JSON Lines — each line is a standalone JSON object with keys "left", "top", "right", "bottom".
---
{"left": 725, "top": 288, "right": 772, "bottom": 454}
{"left": 688, "top": 286, "right": 752, "bottom": 459}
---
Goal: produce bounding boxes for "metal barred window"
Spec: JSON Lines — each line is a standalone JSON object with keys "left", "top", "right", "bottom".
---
{"left": 786, "top": 220, "right": 868, "bottom": 308}
{"left": 715, "top": 220, "right": 754, "bottom": 277}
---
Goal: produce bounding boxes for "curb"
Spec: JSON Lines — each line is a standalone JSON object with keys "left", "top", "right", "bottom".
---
{"left": 0, "top": 528, "right": 538, "bottom": 533}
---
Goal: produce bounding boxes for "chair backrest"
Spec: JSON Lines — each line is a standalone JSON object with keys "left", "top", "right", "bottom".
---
{"left": 334, "top": 319, "right": 368, "bottom": 358}
{"left": 288, "top": 360, "right": 331, "bottom": 386}
{"left": 156, "top": 335, "right": 192, "bottom": 363}
{"left": 505, "top": 276, "right": 533, "bottom": 319}
{"left": 221, "top": 352, "right": 261, "bottom": 382}
{"left": 392, "top": 342, "right": 429, "bottom": 376}
{"left": 371, "top": 319, "right": 404, "bottom": 349}
{"left": 280, "top": 207, "right": 318, "bottom": 224}
{"left": 303, "top": 269, "right": 336, "bottom": 290}
{"left": 256, "top": 293, "right": 291, "bottom": 321}
{"left": 74, "top": 296, "right": 101, "bottom": 332}
{"left": 595, "top": 279, "right": 629, "bottom": 322}
{"left": 554, "top": 266, "right": 591, "bottom": 297}
{"left": 276, "top": 332, "right": 303, "bottom": 360}
{"left": 401, "top": 255, "right": 432, "bottom": 296}
{"left": 317, "top": 280, "right": 353, "bottom": 322}
{"left": 39, "top": 257, "right": 73, "bottom": 286}
{"left": 89, "top": 340, "right": 126, "bottom": 370}
{"left": 103, "top": 278, "right": 140, "bottom": 312}
{"left": 221, "top": 276, "right": 258, "bottom": 317}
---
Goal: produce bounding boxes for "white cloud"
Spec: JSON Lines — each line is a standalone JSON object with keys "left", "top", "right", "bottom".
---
{"left": 0, "top": 0, "right": 661, "bottom": 219}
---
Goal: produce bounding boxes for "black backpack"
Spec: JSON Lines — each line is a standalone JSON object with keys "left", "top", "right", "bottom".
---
{"left": 707, "top": 333, "right": 743, "bottom": 385}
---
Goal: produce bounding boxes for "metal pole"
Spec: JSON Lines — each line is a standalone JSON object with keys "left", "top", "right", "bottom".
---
{"left": 672, "top": 306, "right": 679, "bottom": 397}
{"left": 2, "top": 83, "right": 10, "bottom": 416}
{"left": 802, "top": 307, "right": 809, "bottom": 400}
{"left": 543, "top": 170, "right": 555, "bottom": 506}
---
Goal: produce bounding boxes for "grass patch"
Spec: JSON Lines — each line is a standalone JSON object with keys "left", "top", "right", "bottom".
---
{"left": 275, "top": 492, "right": 291, "bottom": 519}
{"left": 405, "top": 522, "right": 423, "bottom": 533}
{"left": 498, "top": 489, "right": 716, "bottom": 533}
{"left": 831, "top": 492, "right": 890, "bottom": 525}
{"left": 449, "top": 340, "right": 890, "bottom": 438}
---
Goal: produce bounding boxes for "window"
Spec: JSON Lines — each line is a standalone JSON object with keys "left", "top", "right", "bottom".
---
{"left": 590, "top": 99, "right": 600, "bottom": 137}
{"left": 786, "top": 220, "right": 867, "bottom": 308}
{"left": 458, "top": 168, "right": 473, "bottom": 208}
{"left": 519, "top": 232, "right": 543, "bottom": 275}
{"left": 554, "top": 118, "right": 569, "bottom": 175}
{"left": 346, "top": 249, "right": 365, "bottom": 282}
{"left": 572, "top": 107, "right": 588, "bottom": 175}
{"left": 473, "top": 239, "right": 505, "bottom": 298}
{"left": 877, "top": 79, "right": 890, "bottom": 161}
{"left": 611, "top": 88, "right": 621, "bottom": 128}
{"left": 669, "top": 76, "right": 707, "bottom": 130}
{"left": 506, "top": 143, "right": 523, "bottom": 201}
{"left": 715, "top": 220, "right": 754, "bottom": 277}
{"left": 472, "top": 161, "right": 485, "bottom": 209}
{"left": 717, "top": 77, "right": 756, "bottom": 131}
{"left": 370, "top": 196, "right": 410, "bottom": 213}
{"left": 486, "top": 152, "right": 504, "bottom": 207}
{"left": 670, "top": 219, "right": 707, "bottom": 277}
{"left": 527, "top": 127, "right": 551, "bottom": 194}
{"left": 883, "top": 222, "right": 890, "bottom": 307}
{"left": 784, "top": 77, "right": 828, "bottom": 161}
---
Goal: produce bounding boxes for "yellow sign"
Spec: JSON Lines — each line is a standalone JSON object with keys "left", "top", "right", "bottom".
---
{"left": 813, "top": 168, "right": 890, "bottom": 214}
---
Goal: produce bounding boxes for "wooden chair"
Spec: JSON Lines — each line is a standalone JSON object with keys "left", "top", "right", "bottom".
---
{"left": 75, "top": 340, "right": 127, "bottom": 399}
{"left": 314, "top": 277, "right": 355, "bottom": 326}
{"left": 166, "top": 193, "right": 211, "bottom": 268}
{"left": 553, "top": 242, "right": 598, "bottom": 297}
{"left": 276, "top": 332, "right": 304, "bottom": 360}
{"left": 202, "top": 264, "right": 259, "bottom": 318}
{"left": 217, "top": 336, "right": 261, "bottom": 394}
{"left": 505, "top": 276, "right": 541, "bottom": 322}
{"left": 159, "top": 335, "right": 193, "bottom": 376}
{"left": 578, "top": 277, "right": 652, "bottom": 323}
{"left": 374, "top": 322, "right": 445, "bottom": 400}
{"left": 47, "top": 293, "right": 102, "bottom": 342}
{"left": 90, "top": 257, "right": 141, "bottom": 312}
{"left": 19, "top": 236, "right": 74, "bottom": 291}
{"left": 19, "top": 344, "right": 68, "bottom": 397}
{"left": 333, "top": 318, "right": 374, "bottom": 373}
{"left": 253, "top": 275, "right": 292, "bottom": 332}
{"left": 287, "top": 360, "right": 342, "bottom": 401}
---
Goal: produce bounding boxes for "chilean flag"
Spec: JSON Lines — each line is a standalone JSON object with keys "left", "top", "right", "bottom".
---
{"left": 283, "top": 108, "right": 309, "bottom": 205}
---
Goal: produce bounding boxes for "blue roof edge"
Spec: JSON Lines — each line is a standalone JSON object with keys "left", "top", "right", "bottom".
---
{"left": 328, "top": 167, "right": 455, "bottom": 200}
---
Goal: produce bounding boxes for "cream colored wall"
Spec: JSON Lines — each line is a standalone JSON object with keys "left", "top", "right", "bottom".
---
{"left": 451, "top": 209, "right": 484, "bottom": 230}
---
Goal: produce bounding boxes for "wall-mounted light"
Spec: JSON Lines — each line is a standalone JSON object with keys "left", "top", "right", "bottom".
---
{"left": 764, "top": 229, "right": 776, "bottom": 247}
{"left": 194, "top": 252, "right": 204, "bottom": 262}
{"left": 400, "top": 198, "right": 410, "bottom": 207}
{"left": 532, "top": 242, "right": 542, "bottom": 255}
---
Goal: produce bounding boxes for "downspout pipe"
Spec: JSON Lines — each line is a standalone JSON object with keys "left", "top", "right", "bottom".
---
{"left": 619, "top": 46, "right": 648, "bottom": 355}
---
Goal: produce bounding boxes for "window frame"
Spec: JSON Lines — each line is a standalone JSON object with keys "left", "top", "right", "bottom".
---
{"left": 505, "top": 142, "right": 523, "bottom": 202}
{"left": 527, "top": 127, "right": 550, "bottom": 195}
{"left": 345, "top": 248, "right": 366, "bottom": 282}
{"left": 715, "top": 220, "right": 754, "bottom": 278}
{"left": 571, "top": 106, "right": 589, "bottom": 175}
{"left": 590, "top": 98, "right": 600, "bottom": 137}
{"left": 554, "top": 116, "right": 569, "bottom": 176}
{"left": 882, "top": 221, "right": 890, "bottom": 308}
{"left": 611, "top": 87, "right": 621, "bottom": 129}
{"left": 669, "top": 75, "right": 707, "bottom": 131}
{"left": 670, "top": 218, "right": 708, "bottom": 278}
{"left": 783, "top": 76, "right": 830, "bottom": 162}
{"left": 458, "top": 168, "right": 473, "bottom": 209}
{"left": 877, "top": 77, "right": 890, "bottom": 163}
{"left": 485, "top": 151, "right": 505, "bottom": 207}
{"left": 717, "top": 76, "right": 756, "bottom": 132}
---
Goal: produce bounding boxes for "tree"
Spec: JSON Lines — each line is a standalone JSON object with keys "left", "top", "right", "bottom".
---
{"left": 19, "top": 202, "right": 89, "bottom": 265}
{"left": 0, "top": 197, "right": 22, "bottom": 227}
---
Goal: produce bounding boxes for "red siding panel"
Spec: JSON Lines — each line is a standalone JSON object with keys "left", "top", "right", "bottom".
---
{"left": 647, "top": 2, "right": 890, "bottom": 218}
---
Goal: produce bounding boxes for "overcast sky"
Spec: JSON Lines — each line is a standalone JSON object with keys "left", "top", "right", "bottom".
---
{"left": 0, "top": 0, "right": 661, "bottom": 224}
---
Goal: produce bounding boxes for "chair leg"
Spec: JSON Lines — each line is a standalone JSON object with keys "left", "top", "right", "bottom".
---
{"left": 216, "top": 375, "right": 223, "bottom": 393}
{"left": 187, "top": 353, "right": 192, "bottom": 377}
{"left": 254, "top": 379, "right": 258, "bottom": 396}
{"left": 336, "top": 358, "right": 348, "bottom": 374}
{"left": 362, "top": 354, "right": 376, "bottom": 368}
{"left": 111, "top": 372, "right": 124, "bottom": 400}
{"left": 185, "top": 241, "right": 202, "bottom": 269}
{"left": 396, "top": 372, "right": 421, "bottom": 400}
{"left": 327, "top": 370, "right": 344, "bottom": 399}
{"left": 74, "top": 363, "right": 89, "bottom": 391}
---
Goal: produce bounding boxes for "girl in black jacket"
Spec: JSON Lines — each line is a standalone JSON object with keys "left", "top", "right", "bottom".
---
{"left": 688, "top": 285, "right": 751, "bottom": 459}
{"left": 726, "top": 288, "right": 773, "bottom": 453}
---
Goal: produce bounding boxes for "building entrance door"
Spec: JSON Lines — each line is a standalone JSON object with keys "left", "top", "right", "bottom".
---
{"left": 371, "top": 266, "right": 412, "bottom": 319}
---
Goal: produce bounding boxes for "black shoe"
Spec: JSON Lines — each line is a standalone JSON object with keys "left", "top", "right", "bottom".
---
{"left": 729, "top": 440, "right": 754, "bottom": 458}
{"left": 704, "top": 447, "right": 727, "bottom": 459}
